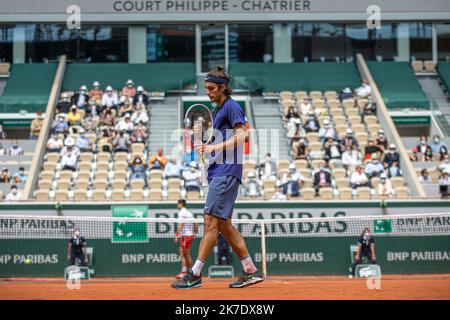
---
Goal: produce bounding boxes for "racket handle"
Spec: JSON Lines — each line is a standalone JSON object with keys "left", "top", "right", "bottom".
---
{"left": 200, "top": 158, "right": 208, "bottom": 187}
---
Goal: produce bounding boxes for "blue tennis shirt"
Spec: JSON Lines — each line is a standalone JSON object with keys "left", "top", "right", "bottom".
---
{"left": 207, "top": 97, "right": 246, "bottom": 183}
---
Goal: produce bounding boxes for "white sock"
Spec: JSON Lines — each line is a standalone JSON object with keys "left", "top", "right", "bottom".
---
{"left": 191, "top": 259, "right": 205, "bottom": 276}
{"left": 240, "top": 256, "right": 257, "bottom": 273}
{"left": 181, "top": 267, "right": 187, "bottom": 272}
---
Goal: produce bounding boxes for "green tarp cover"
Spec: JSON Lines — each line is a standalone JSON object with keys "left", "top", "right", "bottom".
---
{"left": 367, "top": 61, "right": 429, "bottom": 110}
{"left": 62, "top": 63, "right": 196, "bottom": 92}
{"left": 229, "top": 62, "right": 361, "bottom": 92}
{"left": 437, "top": 62, "right": 450, "bottom": 94}
{"left": 0, "top": 64, "right": 57, "bottom": 113}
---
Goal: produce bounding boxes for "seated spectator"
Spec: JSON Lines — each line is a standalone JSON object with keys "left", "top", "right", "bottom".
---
{"left": 60, "top": 149, "right": 78, "bottom": 171}
{"left": 318, "top": 119, "right": 337, "bottom": 142}
{"left": 66, "top": 106, "right": 82, "bottom": 127}
{"left": 418, "top": 169, "right": 432, "bottom": 184}
{"left": 13, "top": 167, "right": 27, "bottom": 184}
{"left": 183, "top": 161, "right": 201, "bottom": 192}
{"left": 377, "top": 173, "right": 394, "bottom": 198}
{"left": 133, "top": 86, "right": 149, "bottom": 106}
{"left": 9, "top": 140, "right": 24, "bottom": 156}
{"left": 354, "top": 80, "right": 372, "bottom": 98}
{"left": 439, "top": 147, "right": 448, "bottom": 162}
{"left": 0, "top": 168, "right": 11, "bottom": 183}
{"left": 280, "top": 164, "right": 305, "bottom": 199}
{"left": 164, "top": 157, "right": 182, "bottom": 179}
{"left": 46, "top": 134, "right": 64, "bottom": 152}
{"left": 430, "top": 135, "right": 448, "bottom": 157}
{"left": 121, "top": 79, "right": 136, "bottom": 98}
{"left": 324, "top": 139, "right": 343, "bottom": 162}
{"left": 376, "top": 130, "right": 388, "bottom": 152}
{"left": 304, "top": 112, "right": 320, "bottom": 133}
{"left": 71, "top": 85, "right": 90, "bottom": 110}
{"left": 86, "top": 99, "right": 101, "bottom": 118}
{"left": 286, "top": 118, "right": 299, "bottom": 139}
{"left": 298, "top": 98, "right": 312, "bottom": 116}
{"left": 98, "top": 129, "right": 113, "bottom": 153}
{"left": 102, "top": 86, "right": 119, "bottom": 109}
{"left": 439, "top": 171, "right": 450, "bottom": 198}
{"left": 361, "top": 100, "right": 376, "bottom": 120}
{"left": 383, "top": 144, "right": 400, "bottom": 168}
{"left": 438, "top": 154, "right": 450, "bottom": 173}
{"left": 30, "top": 112, "right": 44, "bottom": 139}
{"left": 56, "top": 93, "right": 71, "bottom": 114}
{"left": 342, "top": 145, "right": 361, "bottom": 171}
{"left": 0, "top": 125, "right": 5, "bottom": 140}
{"left": 410, "top": 147, "right": 419, "bottom": 162}
{"left": 5, "top": 185, "right": 21, "bottom": 201}
{"left": 364, "top": 140, "right": 382, "bottom": 163}
{"left": 129, "top": 155, "right": 148, "bottom": 180}
{"left": 339, "top": 87, "right": 354, "bottom": 101}
{"left": 51, "top": 114, "right": 69, "bottom": 135}
{"left": 350, "top": 165, "right": 369, "bottom": 189}
{"left": 365, "top": 153, "right": 384, "bottom": 179}
{"left": 294, "top": 138, "right": 309, "bottom": 160}
{"left": 131, "top": 103, "right": 149, "bottom": 125}
{"left": 313, "top": 162, "right": 332, "bottom": 195}
{"left": 243, "top": 171, "right": 262, "bottom": 199}
{"left": 388, "top": 161, "right": 401, "bottom": 178}
{"left": 118, "top": 98, "right": 133, "bottom": 117}
{"left": 416, "top": 135, "right": 433, "bottom": 161}
{"left": 60, "top": 138, "right": 80, "bottom": 158}
{"left": 115, "top": 114, "right": 134, "bottom": 133}
{"left": 285, "top": 106, "right": 300, "bottom": 122}
{"left": 131, "top": 121, "right": 148, "bottom": 144}
{"left": 100, "top": 107, "right": 116, "bottom": 127}
{"left": 112, "top": 131, "right": 131, "bottom": 153}
{"left": 76, "top": 130, "right": 93, "bottom": 152}
{"left": 150, "top": 148, "right": 168, "bottom": 171}
{"left": 341, "top": 129, "right": 358, "bottom": 150}
{"left": 0, "top": 142, "right": 5, "bottom": 156}
{"left": 89, "top": 81, "right": 103, "bottom": 103}
{"left": 259, "top": 153, "right": 277, "bottom": 180}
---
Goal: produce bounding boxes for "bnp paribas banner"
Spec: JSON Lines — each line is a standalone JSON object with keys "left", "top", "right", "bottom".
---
{"left": 0, "top": 210, "right": 449, "bottom": 277}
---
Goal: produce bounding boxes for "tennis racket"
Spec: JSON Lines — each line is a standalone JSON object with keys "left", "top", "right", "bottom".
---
{"left": 184, "top": 103, "right": 214, "bottom": 188}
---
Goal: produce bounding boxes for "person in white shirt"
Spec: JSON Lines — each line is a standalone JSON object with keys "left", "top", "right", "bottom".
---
{"left": 115, "top": 114, "right": 134, "bottom": 133}
{"left": 61, "top": 151, "right": 78, "bottom": 171}
{"left": 259, "top": 153, "right": 277, "bottom": 181}
{"left": 243, "top": 171, "right": 262, "bottom": 199}
{"left": 60, "top": 138, "right": 80, "bottom": 159}
{"left": 9, "top": 140, "right": 24, "bottom": 156}
{"left": 5, "top": 185, "right": 22, "bottom": 202}
{"left": 355, "top": 80, "right": 372, "bottom": 98}
{"left": 286, "top": 118, "right": 298, "bottom": 139}
{"left": 439, "top": 171, "right": 450, "bottom": 198}
{"left": 365, "top": 153, "right": 385, "bottom": 179}
{"left": 418, "top": 169, "right": 432, "bottom": 184}
{"left": 47, "top": 134, "right": 64, "bottom": 152}
{"left": 174, "top": 199, "right": 198, "bottom": 279}
{"left": 350, "top": 166, "right": 369, "bottom": 189}
{"left": 377, "top": 173, "right": 394, "bottom": 198}
{"left": 438, "top": 154, "right": 450, "bottom": 173}
{"left": 183, "top": 162, "right": 201, "bottom": 192}
{"left": 298, "top": 98, "right": 312, "bottom": 116}
{"left": 131, "top": 103, "right": 149, "bottom": 125}
{"left": 101, "top": 86, "right": 118, "bottom": 108}
{"left": 164, "top": 157, "right": 182, "bottom": 179}
{"left": 318, "top": 119, "right": 337, "bottom": 142}
{"left": 342, "top": 145, "right": 361, "bottom": 171}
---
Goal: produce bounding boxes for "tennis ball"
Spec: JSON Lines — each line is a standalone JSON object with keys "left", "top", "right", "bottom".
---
{"left": 24, "top": 258, "right": 31, "bottom": 265}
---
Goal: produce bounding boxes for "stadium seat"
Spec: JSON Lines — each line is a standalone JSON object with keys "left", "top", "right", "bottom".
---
{"left": 391, "top": 177, "right": 405, "bottom": 188}
{"left": 40, "top": 171, "right": 54, "bottom": 181}
{"left": 96, "top": 162, "right": 110, "bottom": 172}
{"left": 78, "top": 162, "right": 92, "bottom": 171}
{"left": 149, "top": 179, "right": 163, "bottom": 190}
{"left": 335, "top": 178, "right": 349, "bottom": 189}
{"left": 97, "top": 153, "right": 111, "bottom": 163}
{"left": 92, "top": 190, "right": 106, "bottom": 201}
{"left": 342, "top": 99, "right": 355, "bottom": 109}
{"left": 333, "top": 168, "right": 347, "bottom": 180}
{"left": 75, "top": 179, "right": 89, "bottom": 190}
{"left": 338, "top": 188, "right": 353, "bottom": 200}
{"left": 243, "top": 160, "right": 257, "bottom": 171}
{"left": 131, "top": 189, "right": 145, "bottom": 201}
{"left": 371, "top": 177, "right": 381, "bottom": 189}
{"left": 113, "top": 161, "right": 128, "bottom": 171}
{"left": 73, "top": 189, "right": 88, "bottom": 201}
{"left": 346, "top": 108, "right": 360, "bottom": 118}
{"left": 324, "top": 91, "right": 337, "bottom": 100}
{"left": 80, "top": 153, "right": 94, "bottom": 162}
{"left": 395, "top": 187, "right": 410, "bottom": 199}
{"left": 294, "top": 91, "right": 307, "bottom": 101}
{"left": 280, "top": 91, "right": 294, "bottom": 101}
{"left": 43, "top": 162, "right": 57, "bottom": 172}
{"left": 357, "top": 99, "right": 368, "bottom": 109}
{"left": 149, "top": 190, "right": 162, "bottom": 201}
{"left": 294, "top": 159, "right": 308, "bottom": 170}
{"left": 0, "top": 62, "right": 11, "bottom": 75}
{"left": 46, "top": 153, "right": 60, "bottom": 163}
{"left": 428, "top": 168, "right": 439, "bottom": 182}
{"left": 114, "top": 152, "right": 129, "bottom": 163}
{"left": 0, "top": 190, "right": 3, "bottom": 202}
{"left": 319, "top": 187, "right": 334, "bottom": 200}
{"left": 424, "top": 60, "right": 436, "bottom": 72}
{"left": 356, "top": 187, "right": 371, "bottom": 200}
{"left": 93, "top": 179, "right": 109, "bottom": 190}
{"left": 130, "top": 179, "right": 145, "bottom": 190}
{"left": 263, "top": 189, "right": 275, "bottom": 200}
{"left": 114, "top": 171, "right": 128, "bottom": 181}
{"left": 60, "top": 169, "right": 75, "bottom": 180}
{"left": 38, "top": 180, "right": 52, "bottom": 191}
{"left": 167, "top": 189, "right": 181, "bottom": 201}
{"left": 334, "top": 116, "right": 346, "bottom": 127}
{"left": 262, "top": 180, "right": 276, "bottom": 190}
{"left": 36, "top": 190, "right": 50, "bottom": 201}
{"left": 131, "top": 143, "right": 146, "bottom": 154}
{"left": 278, "top": 160, "right": 290, "bottom": 172}
{"left": 77, "top": 170, "right": 91, "bottom": 181}
{"left": 95, "top": 170, "right": 109, "bottom": 181}
{"left": 167, "top": 178, "right": 181, "bottom": 189}
{"left": 364, "top": 115, "right": 378, "bottom": 126}
{"left": 311, "top": 160, "right": 323, "bottom": 171}
{"left": 149, "top": 170, "right": 164, "bottom": 180}
{"left": 328, "top": 99, "right": 341, "bottom": 109}
{"left": 55, "top": 190, "right": 68, "bottom": 201}
{"left": 303, "top": 178, "right": 313, "bottom": 189}
{"left": 306, "top": 132, "right": 319, "bottom": 143}
{"left": 112, "top": 179, "right": 126, "bottom": 190}
{"left": 56, "top": 179, "right": 71, "bottom": 191}
{"left": 411, "top": 60, "right": 424, "bottom": 72}
{"left": 301, "top": 188, "right": 316, "bottom": 200}
{"left": 186, "top": 190, "right": 200, "bottom": 200}
{"left": 112, "top": 189, "right": 125, "bottom": 201}
{"left": 312, "top": 99, "right": 324, "bottom": 109}
{"left": 309, "top": 91, "right": 322, "bottom": 100}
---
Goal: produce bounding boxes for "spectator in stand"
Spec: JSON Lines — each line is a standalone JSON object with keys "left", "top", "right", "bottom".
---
{"left": 339, "top": 87, "right": 354, "bottom": 101}
{"left": 183, "top": 161, "right": 201, "bottom": 192}
{"left": 285, "top": 106, "right": 300, "bottom": 122}
{"left": 259, "top": 153, "right": 277, "bottom": 180}
{"left": 149, "top": 148, "right": 168, "bottom": 171}
{"left": 102, "top": 86, "right": 119, "bottom": 109}
{"left": 0, "top": 168, "right": 11, "bottom": 183}
{"left": 388, "top": 161, "right": 401, "bottom": 178}
{"left": 354, "top": 80, "right": 372, "bottom": 98}
{"left": 131, "top": 121, "right": 148, "bottom": 144}
{"left": 5, "top": 185, "right": 21, "bottom": 201}
{"left": 52, "top": 114, "right": 69, "bottom": 135}
{"left": 0, "top": 142, "right": 6, "bottom": 156}
{"left": 341, "top": 128, "right": 359, "bottom": 150}
{"left": 71, "top": 85, "right": 90, "bottom": 110}
{"left": 56, "top": 93, "right": 72, "bottom": 114}
{"left": 430, "top": 135, "right": 448, "bottom": 158}
{"left": 60, "top": 138, "right": 80, "bottom": 159}
{"left": 115, "top": 113, "right": 134, "bottom": 134}
{"left": 118, "top": 98, "right": 133, "bottom": 117}
{"left": 9, "top": 140, "right": 23, "bottom": 156}
{"left": 280, "top": 163, "right": 305, "bottom": 199}
{"left": 13, "top": 167, "right": 27, "bottom": 184}
{"left": 438, "top": 171, "right": 450, "bottom": 198}
{"left": 89, "top": 81, "right": 103, "bottom": 104}
{"left": 129, "top": 155, "right": 148, "bottom": 180}
{"left": 131, "top": 103, "right": 149, "bottom": 125}
{"left": 418, "top": 169, "right": 432, "bottom": 184}
{"left": 30, "top": 112, "right": 44, "bottom": 139}
{"left": 46, "top": 133, "right": 64, "bottom": 152}
{"left": 121, "top": 79, "right": 136, "bottom": 98}
{"left": 98, "top": 129, "right": 113, "bottom": 153}
{"left": 100, "top": 107, "right": 116, "bottom": 127}
{"left": 350, "top": 165, "right": 369, "bottom": 189}
{"left": 112, "top": 131, "right": 131, "bottom": 153}
{"left": 342, "top": 145, "right": 361, "bottom": 171}
{"left": 76, "top": 129, "right": 92, "bottom": 152}
{"left": 376, "top": 130, "right": 388, "bottom": 152}
{"left": 364, "top": 139, "right": 382, "bottom": 163}
{"left": 377, "top": 173, "right": 394, "bottom": 198}
{"left": 286, "top": 117, "right": 297, "bottom": 140}
{"left": 86, "top": 99, "right": 101, "bottom": 118}
{"left": 243, "top": 171, "right": 262, "bottom": 199}
{"left": 318, "top": 119, "right": 337, "bottom": 142}
{"left": 133, "top": 86, "right": 149, "bottom": 106}
{"left": 365, "top": 153, "right": 385, "bottom": 179}
{"left": 416, "top": 135, "right": 433, "bottom": 161}
{"left": 324, "top": 139, "right": 343, "bottom": 163}
{"left": 361, "top": 100, "right": 377, "bottom": 121}
{"left": 410, "top": 147, "right": 419, "bottom": 162}
{"left": 383, "top": 144, "right": 400, "bottom": 169}
{"left": 164, "top": 157, "right": 182, "bottom": 179}
{"left": 298, "top": 98, "right": 312, "bottom": 116}
{"left": 294, "top": 138, "right": 309, "bottom": 160}
{"left": 66, "top": 106, "right": 82, "bottom": 127}
{"left": 0, "top": 125, "right": 6, "bottom": 140}
{"left": 313, "top": 161, "right": 332, "bottom": 195}
{"left": 304, "top": 112, "right": 320, "bottom": 133}
{"left": 60, "top": 141, "right": 78, "bottom": 172}
{"left": 438, "top": 154, "right": 450, "bottom": 173}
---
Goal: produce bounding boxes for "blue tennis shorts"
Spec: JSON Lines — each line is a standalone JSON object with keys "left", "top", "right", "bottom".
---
{"left": 204, "top": 175, "right": 240, "bottom": 220}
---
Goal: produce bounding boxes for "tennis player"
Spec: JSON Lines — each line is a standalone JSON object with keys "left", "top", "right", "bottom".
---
{"left": 174, "top": 199, "right": 197, "bottom": 279}
{"left": 172, "top": 66, "right": 263, "bottom": 289}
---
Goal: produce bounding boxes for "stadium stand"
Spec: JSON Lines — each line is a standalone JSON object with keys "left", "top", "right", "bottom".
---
{"left": 367, "top": 61, "right": 429, "bottom": 110}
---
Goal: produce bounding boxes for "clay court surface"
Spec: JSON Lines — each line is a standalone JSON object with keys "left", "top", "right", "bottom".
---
{"left": 1, "top": 276, "right": 449, "bottom": 300}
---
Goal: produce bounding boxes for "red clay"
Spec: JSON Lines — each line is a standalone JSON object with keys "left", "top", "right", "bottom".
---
{"left": 1, "top": 277, "right": 449, "bottom": 300}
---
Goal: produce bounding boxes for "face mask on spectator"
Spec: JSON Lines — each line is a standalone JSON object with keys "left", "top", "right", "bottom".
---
{"left": 363, "top": 232, "right": 371, "bottom": 240}
{"left": 62, "top": 97, "right": 68, "bottom": 102}
{"left": 12, "top": 144, "right": 18, "bottom": 149}
{"left": 389, "top": 149, "right": 395, "bottom": 154}
{"left": 434, "top": 138, "right": 440, "bottom": 143}
{"left": 190, "top": 166, "right": 196, "bottom": 172}
{"left": 421, "top": 140, "right": 426, "bottom": 144}
{"left": 11, "top": 188, "right": 17, "bottom": 195}
{"left": 135, "top": 159, "right": 141, "bottom": 164}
